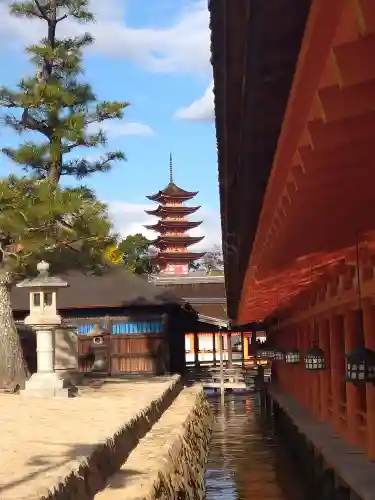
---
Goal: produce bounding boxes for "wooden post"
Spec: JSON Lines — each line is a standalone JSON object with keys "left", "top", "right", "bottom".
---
{"left": 251, "top": 331, "right": 257, "bottom": 356}
{"left": 318, "top": 318, "right": 330, "bottom": 422}
{"left": 343, "top": 308, "right": 361, "bottom": 446}
{"left": 240, "top": 332, "right": 245, "bottom": 368}
{"left": 294, "top": 325, "right": 302, "bottom": 405}
{"left": 193, "top": 331, "right": 199, "bottom": 367}
{"left": 299, "top": 322, "right": 308, "bottom": 407}
{"left": 227, "top": 332, "right": 233, "bottom": 368}
{"left": 219, "top": 329, "right": 225, "bottom": 403}
{"left": 329, "top": 314, "right": 343, "bottom": 433}
{"left": 308, "top": 321, "right": 320, "bottom": 417}
{"left": 212, "top": 331, "right": 217, "bottom": 366}
{"left": 362, "top": 300, "right": 375, "bottom": 460}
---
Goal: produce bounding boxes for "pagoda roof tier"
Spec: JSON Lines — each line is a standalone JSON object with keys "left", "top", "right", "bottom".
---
{"left": 147, "top": 182, "right": 198, "bottom": 203}
{"left": 145, "top": 205, "right": 201, "bottom": 217}
{"left": 144, "top": 220, "right": 202, "bottom": 232}
{"left": 154, "top": 252, "right": 206, "bottom": 263}
{"left": 151, "top": 235, "right": 204, "bottom": 247}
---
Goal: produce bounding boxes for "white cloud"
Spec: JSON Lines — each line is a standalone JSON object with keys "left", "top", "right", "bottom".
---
{"left": 88, "top": 120, "right": 155, "bottom": 137}
{"left": 174, "top": 81, "right": 214, "bottom": 122}
{"left": 108, "top": 201, "right": 221, "bottom": 251}
{"left": 0, "top": 0, "right": 210, "bottom": 74}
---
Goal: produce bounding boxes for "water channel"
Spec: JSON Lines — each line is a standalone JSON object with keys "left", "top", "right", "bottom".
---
{"left": 204, "top": 393, "right": 306, "bottom": 500}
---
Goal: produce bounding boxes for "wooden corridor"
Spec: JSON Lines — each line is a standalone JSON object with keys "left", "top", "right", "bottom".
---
{"left": 185, "top": 363, "right": 272, "bottom": 392}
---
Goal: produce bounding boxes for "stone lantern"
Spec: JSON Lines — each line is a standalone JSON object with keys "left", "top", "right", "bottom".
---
{"left": 17, "top": 261, "right": 69, "bottom": 397}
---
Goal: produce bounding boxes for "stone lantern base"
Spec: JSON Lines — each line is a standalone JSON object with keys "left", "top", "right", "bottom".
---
{"left": 22, "top": 372, "right": 71, "bottom": 398}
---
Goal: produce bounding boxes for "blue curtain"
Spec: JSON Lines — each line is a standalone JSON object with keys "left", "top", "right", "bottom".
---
{"left": 111, "top": 320, "right": 163, "bottom": 335}
{"left": 78, "top": 323, "right": 97, "bottom": 335}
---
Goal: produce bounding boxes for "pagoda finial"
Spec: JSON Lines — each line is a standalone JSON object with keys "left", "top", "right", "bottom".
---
{"left": 169, "top": 152, "right": 173, "bottom": 183}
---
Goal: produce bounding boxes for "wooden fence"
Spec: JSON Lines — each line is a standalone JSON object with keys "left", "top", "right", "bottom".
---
{"left": 78, "top": 333, "right": 167, "bottom": 376}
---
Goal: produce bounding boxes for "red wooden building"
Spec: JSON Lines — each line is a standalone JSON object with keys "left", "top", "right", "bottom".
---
{"left": 210, "top": 0, "right": 375, "bottom": 473}
{"left": 145, "top": 154, "right": 205, "bottom": 275}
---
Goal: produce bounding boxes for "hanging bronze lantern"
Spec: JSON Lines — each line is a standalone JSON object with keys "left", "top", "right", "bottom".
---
{"left": 273, "top": 349, "right": 285, "bottom": 361}
{"left": 304, "top": 345, "right": 325, "bottom": 371}
{"left": 257, "top": 347, "right": 275, "bottom": 360}
{"left": 346, "top": 346, "right": 375, "bottom": 384}
{"left": 285, "top": 349, "right": 300, "bottom": 364}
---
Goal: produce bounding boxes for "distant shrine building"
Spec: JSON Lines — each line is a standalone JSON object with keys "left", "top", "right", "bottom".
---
{"left": 145, "top": 155, "right": 264, "bottom": 365}
{"left": 145, "top": 154, "right": 205, "bottom": 276}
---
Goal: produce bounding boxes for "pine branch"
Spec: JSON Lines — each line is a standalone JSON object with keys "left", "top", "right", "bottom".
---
{"left": 1, "top": 1, "right": 128, "bottom": 182}
{"left": 85, "top": 101, "right": 129, "bottom": 125}
{"left": 62, "top": 152, "right": 126, "bottom": 179}
{"left": 0, "top": 176, "right": 115, "bottom": 274}
{"left": 9, "top": 1, "right": 46, "bottom": 20}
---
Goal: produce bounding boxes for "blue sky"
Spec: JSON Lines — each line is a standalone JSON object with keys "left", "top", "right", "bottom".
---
{"left": 0, "top": 0, "right": 219, "bottom": 249}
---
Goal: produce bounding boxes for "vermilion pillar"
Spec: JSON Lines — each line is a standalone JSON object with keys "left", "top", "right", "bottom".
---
{"left": 362, "top": 300, "right": 375, "bottom": 460}
{"left": 291, "top": 325, "right": 298, "bottom": 399}
{"left": 298, "top": 322, "right": 307, "bottom": 408}
{"left": 309, "top": 320, "right": 321, "bottom": 419}
{"left": 329, "top": 314, "right": 342, "bottom": 432}
{"left": 318, "top": 318, "right": 330, "bottom": 422}
{"left": 301, "top": 321, "right": 312, "bottom": 409}
{"left": 343, "top": 308, "right": 361, "bottom": 446}
{"left": 243, "top": 334, "right": 249, "bottom": 361}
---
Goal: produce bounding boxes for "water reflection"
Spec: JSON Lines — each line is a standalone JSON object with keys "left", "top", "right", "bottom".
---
{"left": 205, "top": 393, "right": 305, "bottom": 500}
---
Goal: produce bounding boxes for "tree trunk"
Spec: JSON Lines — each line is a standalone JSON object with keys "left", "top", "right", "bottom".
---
{"left": 0, "top": 272, "right": 28, "bottom": 390}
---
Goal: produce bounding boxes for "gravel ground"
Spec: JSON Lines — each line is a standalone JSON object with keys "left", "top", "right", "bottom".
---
{"left": 0, "top": 377, "right": 176, "bottom": 500}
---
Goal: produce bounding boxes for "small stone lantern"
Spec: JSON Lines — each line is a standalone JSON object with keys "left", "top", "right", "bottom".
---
{"left": 86, "top": 325, "right": 110, "bottom": 373}
{"left": 17, "top": 261, "right": 69, "bottom": 397}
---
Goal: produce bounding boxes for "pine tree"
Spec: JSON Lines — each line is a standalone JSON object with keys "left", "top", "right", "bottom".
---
{"left": 0, "top": 176, "right": 116, "bottom": 389}
{"left": 0, "top": 0, "right": 128, "bottom": 181}
{"left": 0, "top": 0, "right": 128, "bottom": 389}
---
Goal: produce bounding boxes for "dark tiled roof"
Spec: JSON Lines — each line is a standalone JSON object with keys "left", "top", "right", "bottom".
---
{"left": 193, "top": 303, "right": 227, "bottom": 320}
{"left": 11, "top": 268, "right": 182, "bottom": 311}
{"left": 158, "top": 281, "right": 226, "bottom": 299}
{"left": 147, "top": 182, "right": 198, "bottom": 201}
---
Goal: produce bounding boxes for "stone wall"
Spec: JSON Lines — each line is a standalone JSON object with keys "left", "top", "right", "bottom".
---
{"left": 41, "top": 375, "right": 183, "bottom": 500}
{"left": 96, "top": 384, "right": 212, "bottom": 500}
{"left": 267, "top": 385, "right": 374, "bottom": 500}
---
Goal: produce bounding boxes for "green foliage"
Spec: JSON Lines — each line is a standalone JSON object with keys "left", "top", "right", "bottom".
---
{"left": 117, "top": 233, "right": 157, "bottom": 275}
{"left": 0, "top": 0, "right": 128, "bottom": 181}
{"left": 0, "top": 175, "right": 116, "bottom": 277}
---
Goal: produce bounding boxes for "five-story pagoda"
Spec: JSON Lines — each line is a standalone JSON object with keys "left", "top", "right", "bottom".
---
{"left": 145, "top": 155, "right": 205, "bottom": 275}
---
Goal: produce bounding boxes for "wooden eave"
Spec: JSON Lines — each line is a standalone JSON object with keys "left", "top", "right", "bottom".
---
{"left": 209, "top": 0, "right": 312, "bottom": 320}
{"left": 144, "top": 220, "right": 203, "bottom": 232}
{"left": 155, "top": 252, "right": 206, "bottom": 262}
{"left": 151, "top": 235, "right": 204, "bottom": 246}
{"left": 237, "top": 0, "right": 375, "bottom": 323}
{"left": 145, "top": 205, "right": 201, "bottom": 217}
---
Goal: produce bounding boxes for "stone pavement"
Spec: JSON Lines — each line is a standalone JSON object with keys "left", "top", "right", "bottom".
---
{"left": 0, "top": 376, "right": 181, "bottom": 500}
